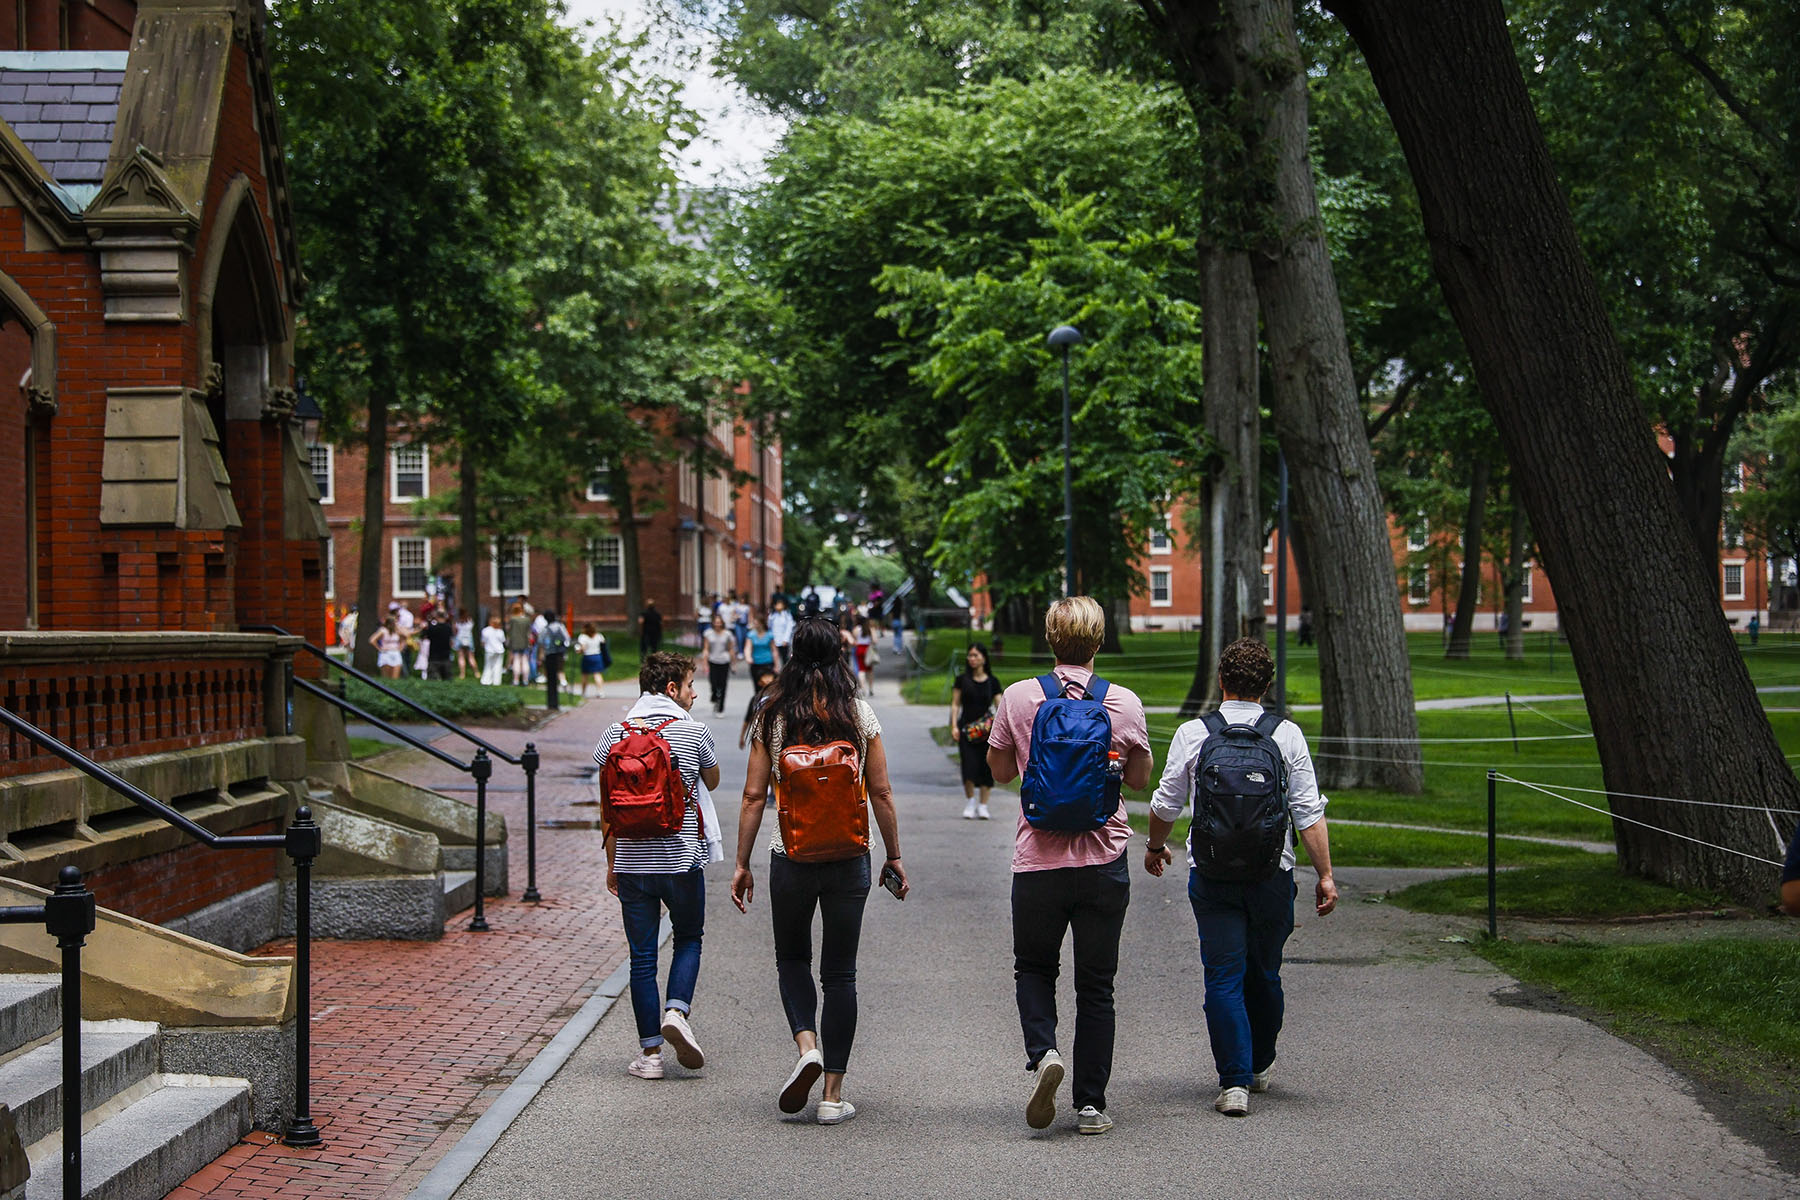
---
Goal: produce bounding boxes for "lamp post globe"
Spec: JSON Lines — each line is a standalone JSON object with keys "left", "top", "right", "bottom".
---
{"left": 1047, "top": 326, "right": 1083, "bottom": 596}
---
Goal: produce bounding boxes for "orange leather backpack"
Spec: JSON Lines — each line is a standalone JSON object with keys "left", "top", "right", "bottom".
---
{"left": 776, "top": 740, "right": 869, "bottom": 862}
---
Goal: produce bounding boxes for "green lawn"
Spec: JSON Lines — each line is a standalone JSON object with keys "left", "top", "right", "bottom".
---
{"left": 346, "top": 736, "right": 395, "bottom": 761}
{"left": 1124, "top": 811, "right": 1596, "bottom": 869}
{"left": 1389, "top": 861, "right": 1729, "bottom": 919}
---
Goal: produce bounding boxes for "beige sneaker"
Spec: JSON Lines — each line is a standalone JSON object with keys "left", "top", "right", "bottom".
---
{"left": 779, "top": 1048, "right": 824, "bottom": 1114}
{"left": 628, "top": 1051, "right": 664, "bottom": 1080}
{"left": 1026, "top": 1049, "right": 1064, "bottom": 1129}
{"left": 1250, "top": 1068, "right": 1270, "bottom": 1094}
{"left": 1215, "top": 1086, "right": 1249, "bottom": 1116}
{"left": 660, "top": 1009, "right": 704, "bottom": 1070}
{"left": 816, "top": 1098, "right": 857, "bottom": 1125}
{"left": 1077, "top": 1105, "right": 1113, "bottom": 1135}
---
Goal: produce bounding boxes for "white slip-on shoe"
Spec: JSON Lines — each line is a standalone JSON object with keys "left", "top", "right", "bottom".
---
{"left": 1026, "top": 1049, "right": 1064, "bottom": 1130}
{"left": 661, "top": 1009, "right": 704, "bottom": 1070}
{"left": 977, "top": 803, "right": 991, "bottom": 820}
{"left": 963, "top": 799, "right": 978, "bottom": 819}
{"left": 1215, "top": 1086, "right": 1249, "bottom": 1116}
{"left": 628, "top": 1052, "right": 664, "bottom": 1080}
{"left": 1250, "top": 1068, "right": 1270, "bottom": 1094}
{"left": 816, "top": 1098, "right": 857, "bottom": 1125}
{"left": 1076, "top": 1105, "right": 1113, "bottom": 1135}
{"left": 780, "top": 1048, "right": 825, "bottom": 1113}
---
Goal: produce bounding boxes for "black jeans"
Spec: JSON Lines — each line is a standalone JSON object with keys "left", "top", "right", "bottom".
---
{"left": 769, "top": 851, "right": 871, "bottom": 1075}
{"left": 708, "top": 661, "right": 731, "bottom": 712}
{"left": 1012, "top": 850, "right": 1131, "bottom": 1111}
{"left": 543, "top": 653, "right": 565, "bottom": 710}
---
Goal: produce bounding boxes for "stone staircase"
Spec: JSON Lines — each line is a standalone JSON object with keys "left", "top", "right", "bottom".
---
{"left": 0, "top": 977, "right": 249, "bottom": 1200}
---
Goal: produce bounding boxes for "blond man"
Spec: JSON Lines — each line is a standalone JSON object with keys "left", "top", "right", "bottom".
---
{"left": 987, "top": 597, "right": 1152, "bottom": 1135}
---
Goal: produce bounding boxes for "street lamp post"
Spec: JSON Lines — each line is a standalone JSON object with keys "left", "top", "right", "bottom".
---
{"left": 1047, "top": 325, "right": 1083, "bottom": 596}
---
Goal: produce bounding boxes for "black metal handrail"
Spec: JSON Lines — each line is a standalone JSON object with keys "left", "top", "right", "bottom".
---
{"left": 256, "top": 623, "right": 547, "bottom": 912}
{"left": 291, "top": 679, "right": 498, "bottom": 931}
{"left": 0, "top": 705, "right": 323, "bottom": 1171}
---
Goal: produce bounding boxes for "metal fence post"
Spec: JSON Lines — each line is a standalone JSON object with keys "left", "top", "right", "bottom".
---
{"left": 471, "top": 750, "right": 492, "bottom": 931}
{"left": 45, "top": 866, "right": 95, "bottom": 1200}
{"left": 521, "top": 743, "right": 541, "bottom": 903}
{"left": 1504, "top": 691, "right": 1519, "bottom": 754}
{"left": 1487, "top": 770, "right": 1499, "bottom": 940}
{"left": 283, "top": 807, "right": 323, "bottom": 1147}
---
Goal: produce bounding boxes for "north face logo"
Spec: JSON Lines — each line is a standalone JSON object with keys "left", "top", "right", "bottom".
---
{"left": 1246, "top": 771, "right": 1266, "bottom": 783}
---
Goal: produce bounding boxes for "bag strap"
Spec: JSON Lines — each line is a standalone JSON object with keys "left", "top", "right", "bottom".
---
{"left": 1251, "top": 711, "right": 1283, "bottom": 738}
{"left": 1036, "top": 673, "right": 1060, "bottom": 702}
{"left": 1087, "top": 675, "right": 1110, "bottom": 705}
{"left": 1201, "top": 710, "right": 1227, "bottom": 737}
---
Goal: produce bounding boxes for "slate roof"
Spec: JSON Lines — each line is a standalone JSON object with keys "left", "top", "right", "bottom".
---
{"left": 0, "top": 51, "right": 129, "bottom": 211}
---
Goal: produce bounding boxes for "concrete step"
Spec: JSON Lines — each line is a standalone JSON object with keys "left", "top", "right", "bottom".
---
{"left": 0, "top": 1022, "right": 158, "bottom": 1146}
{"left": 25, "top": 1075, "right": 251, "bottom": 1200}
{"left": 0, "top": 978, "right": 59, "bottom": 1060}
{"left": 443, "top": 870, "right": 476, "bottom": 915}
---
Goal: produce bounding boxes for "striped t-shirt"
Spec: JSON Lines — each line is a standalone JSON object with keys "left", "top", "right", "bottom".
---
{"left": 594, "top": 713, "right": 719, "bottom": 874}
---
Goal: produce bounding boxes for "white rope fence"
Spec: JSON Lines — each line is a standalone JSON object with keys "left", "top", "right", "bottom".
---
{"left": 1493, "top": 773, "right": 1791, "bottom": 867}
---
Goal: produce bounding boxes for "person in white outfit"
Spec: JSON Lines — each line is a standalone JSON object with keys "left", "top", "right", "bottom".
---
{"left": 479, "top": 615, "right": 508, "bottom": 686}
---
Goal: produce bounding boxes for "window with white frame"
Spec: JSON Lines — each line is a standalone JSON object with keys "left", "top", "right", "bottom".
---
{"left": 391, "top": 445, "right": 427, "bottom": 500}
{"left": 1262, "top": 566, "right": 1274, "bottom": 607}
{"left": 323, "top": 538, "right": 335, "bottom": 598}
{"left": 307, "top": 443, "right": 333, "bottom": 503}
{"left": 1150, "top": 516, "right": 1172, "bottom": 554}
{"left": 1521, "top": 561, "right": 1534, "bottom": 603}
{"left": 394, "top": 537, "right": 429, "bottom": 596}
{"left": 492, "top": 539, "right": 528, "bottom": 597}
{"left": 1723, "top": 561, "right": 1745, "bottom": 601}
{"left": 586, "top": 465, "right": 612, "bottom": 502}
{"left": 1149, "top": 567, "right": 1172, "bottom": 606}
{"left": 1407, "top": 517, "right": 1429, "bottom": 552}
{"left": 1727, "top": 461, "right": 1744, "bottom": 492}
{"left": 588, "top": 535, "right": 625, "bottom": 594}
{"left": 1408, "top": 567, "right": 1430, "bottom": 604}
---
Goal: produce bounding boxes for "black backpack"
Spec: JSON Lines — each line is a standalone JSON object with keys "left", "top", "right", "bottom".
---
{"left": 1189, "top": 710, "right": 1291, "bottom": 882}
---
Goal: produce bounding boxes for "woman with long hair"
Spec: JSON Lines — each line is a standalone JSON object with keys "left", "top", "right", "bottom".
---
{"left": 731, "top": 618, "right": 908, "bottom": 1125}
{"left": 948, "top": 642, "right": 1001, "bottom": 819}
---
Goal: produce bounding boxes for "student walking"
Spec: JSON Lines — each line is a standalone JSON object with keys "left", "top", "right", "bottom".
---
{"left": 950, "top": 643, "right": 1001, "bottom": 820}
{"left": 505, "top": 602, "right": 533, "bottom": 686}
{"left": 744, "top": 614, "right": 776, "bottom": 676}
{"left": 639, "top": 600, "right": 664, "bottom": 657}
{"left": 1144, "top": 637, "right": 1336, "bottom": 1118}
{"left": 731, "top": 618, "right": 908, "bottom": 1125}
{"left": 577, "top": 623, "right": 610, "bottom": 699}
{"left": 702, "top": 614, "right": 736, "bottom": 715}
{"left": 769, "top": 597, "right": 795, "bottom": 668}
{"left": 540, "top": 610, "right": 571, "bottom": 711}
{"left": 453, "top": 609, "right": 476, "bottom": 679}
{"left": 479, "top": 615, "right": 507, "bottom": 686}
{"left": 595, "top": 652, "right": 723, "bottom": 1081}
{"left": 986, "top": 597, "right": 1152, "bottom": 1135}
{"left": 370, "top": 618, "right": 405, "bottom": 679}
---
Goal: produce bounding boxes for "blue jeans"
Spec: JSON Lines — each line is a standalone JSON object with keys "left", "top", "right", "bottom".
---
{"left": 1187, "top": 868, "right": 1296, "bottom": 1089}
{"left": 617, "top": 869, "right": 706, "bottom": 1049}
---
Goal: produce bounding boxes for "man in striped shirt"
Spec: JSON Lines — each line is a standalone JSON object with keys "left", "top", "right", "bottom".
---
{"left": 595, "top": 652, "right": 722, "bottom": 1080}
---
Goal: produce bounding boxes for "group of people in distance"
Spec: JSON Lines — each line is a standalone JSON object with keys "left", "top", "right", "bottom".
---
{"left": 591, "top": 594, "right": 1335, "bottom": 1134}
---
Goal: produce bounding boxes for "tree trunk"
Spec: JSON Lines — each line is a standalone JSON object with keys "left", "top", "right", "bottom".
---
{"left": 352, "top": 392, "right": 388, "bottom": 674}
{"left": 1668, "top": 415, "right": 1729, "bottom": 590}
{"left": 1446, "top": 457, "right": 1489, "bottom": 659}
{"left": 1183, "top": 243, "right": 1262, "bottom": 717}
{"left": 613, "top": 463, "right": 643, "bottom": 634}
{"left": 1327, "top": 0, "right": 1800, "bottom": 901}
{"left": 1503, "top": 496, "right": 1529, "bottom": 661}
{"left": 1101, "top": 595, "right": 1126, "bottom": 656}
{"left": 459, "top": 451, "right": 481, "bottom": 628}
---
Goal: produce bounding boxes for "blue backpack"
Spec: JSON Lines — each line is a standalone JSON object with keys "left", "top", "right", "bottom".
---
{"left": 1020, "top": 673, "right": 1119, "bottom": 831}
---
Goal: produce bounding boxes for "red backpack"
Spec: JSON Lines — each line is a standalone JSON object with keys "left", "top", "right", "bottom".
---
{"left": 601, "top": 718, "right": 700, "bottom": 840}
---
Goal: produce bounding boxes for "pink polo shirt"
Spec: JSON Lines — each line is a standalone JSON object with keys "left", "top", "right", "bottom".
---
{"left": 988, "top": 664, "right": 1150, "bottom": 873}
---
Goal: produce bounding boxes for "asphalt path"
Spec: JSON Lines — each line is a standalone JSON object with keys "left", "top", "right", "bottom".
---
{"left": 454, "top": 670, "right": 1794, "bottom": 1199}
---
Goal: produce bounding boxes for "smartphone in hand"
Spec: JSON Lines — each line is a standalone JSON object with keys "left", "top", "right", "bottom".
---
{"left": 879, "top": 862, "right": 905, "bottom": 900}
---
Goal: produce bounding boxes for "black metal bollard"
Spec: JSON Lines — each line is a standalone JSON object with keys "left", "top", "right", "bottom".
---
{"left": 45, "top": 865, "right": 94, "bottom": 1200}
{"left": 1486, "top": 771, "right": 1498, "bottom": 941}
{"left": 283, "top": 807, "right": 323, "bottom": 1147}
{"left": 521, "top": 742, "right": 541, "bottom": 903}
{"left": 471, "top": 750, "right": 492, "bottom": 931}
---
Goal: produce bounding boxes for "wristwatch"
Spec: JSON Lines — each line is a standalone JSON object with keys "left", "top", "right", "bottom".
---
{"left": 1146, "top": 843, "right": 1166, "bottom": 854}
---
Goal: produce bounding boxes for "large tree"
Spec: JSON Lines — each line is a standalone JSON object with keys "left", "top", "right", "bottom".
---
{"left": 1325, "top": 0, "right": 1799, "bottom": 901}
{"left": 1138, "top": 0, "right": 1422, "bottom": 790}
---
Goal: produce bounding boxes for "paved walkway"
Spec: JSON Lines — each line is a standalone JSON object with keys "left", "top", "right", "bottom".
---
{"left": 173, "top": 689, "right": 644, "bottom": 1199}
{"left": 448, "top": 674, "right": 1794, "bottom": 1200}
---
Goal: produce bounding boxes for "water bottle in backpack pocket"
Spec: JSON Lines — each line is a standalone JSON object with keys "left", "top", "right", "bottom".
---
{"left": 1189, "top": 711, "right": 1291, "bottom": 881}
{"left": 1020, "top": 673, "right": 1119, "bottom": 831}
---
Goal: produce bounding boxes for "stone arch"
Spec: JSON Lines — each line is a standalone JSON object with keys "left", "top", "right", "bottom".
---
{"left": 0, "top": 267, "right": 56, "bottom": 414}
{"left": 194, "top": 175, "right": 291, "bottom": 394}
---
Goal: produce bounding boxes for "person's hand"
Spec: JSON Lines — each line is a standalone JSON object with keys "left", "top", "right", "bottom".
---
{"left": 731, "top": 866, "right": 755, "bottom": 912}
{"left": 738, "top": 732, "right": 748, "bottom": 750}
{"left": 950, "top": 725, "right": 960, "bottom": 742}
{"left": 1144, "top": 844, "right": 1174, "bottom": 877}
{"left": 606, "top": 869, "right": 619, "bottom": 897}
{"left": 886, "top": 859, "right": 911, "bottom": 900}
{"left": 1315, "top": 873, "right": 1339, "bottom": 916}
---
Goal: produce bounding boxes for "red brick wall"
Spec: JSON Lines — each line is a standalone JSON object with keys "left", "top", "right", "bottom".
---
{"left": 0, "top": 321, "right": 29, "bottom": 627}
{"left": 84, "top": 821, "right": 279, "bottom": 925}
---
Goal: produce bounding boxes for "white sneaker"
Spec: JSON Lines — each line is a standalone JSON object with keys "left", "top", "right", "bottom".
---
{"left": 1076, "top": 1105, "right": 1113, "bottom": 1134}
{"left": 1026, "top": 1049, "right": 1064, "bottom": 1129}
{"left": 1250, "top": 1068, "right": 1270, "bottom": 1094}
{"left": 977, "top": 803, "right": 991, "bottom": 820}
{"left": 963, "top": 799, "right": 978, "bottom": 820}
{"left": 628, "top": 1051, "right": 664, "bottom": 1079}
{"left": 1215, "top": 1085, "right": 1249, "bottom": 1116}
{"left": 816, "top": 1098, "right": 856, "bottom": 1125}
{"left": 780, "top": 1047, "right": 824, "bottom": 1113}
{"left": 660, "top": 1009, "right": 704, "bottom": 1070}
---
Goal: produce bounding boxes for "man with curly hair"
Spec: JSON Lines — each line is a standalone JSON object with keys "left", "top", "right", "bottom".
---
{"left": 1144, "top": 636, "right": 1337, "bottom": 1118}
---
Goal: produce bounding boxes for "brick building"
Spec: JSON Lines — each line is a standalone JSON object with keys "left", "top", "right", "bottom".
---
{"left": 315, "top": 407, "right": 784, "bottom": 639}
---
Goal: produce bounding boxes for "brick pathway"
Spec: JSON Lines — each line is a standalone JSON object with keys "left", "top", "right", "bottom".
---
{"left": 170, "top": 691, "right": 639, "bottom": 1200}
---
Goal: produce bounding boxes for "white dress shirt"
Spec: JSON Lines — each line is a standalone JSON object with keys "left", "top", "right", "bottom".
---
{"left": 1149, "top": 700, "right": 1326, "bottom": 872}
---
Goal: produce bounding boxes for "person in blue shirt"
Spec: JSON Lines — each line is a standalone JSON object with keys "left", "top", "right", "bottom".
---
{"left": 744, "top": 613, "right": 776, "bottom": 677}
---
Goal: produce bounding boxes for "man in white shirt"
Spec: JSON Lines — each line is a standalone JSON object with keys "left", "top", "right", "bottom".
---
{"left": 1144, "top": 637, "right": 1336, "bottom": 1119}
{"left": 768, "top": 597, "right": 796, "bottom": 668}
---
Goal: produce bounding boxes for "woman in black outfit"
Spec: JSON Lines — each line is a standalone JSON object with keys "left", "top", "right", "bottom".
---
{"left": 948, "top": 643, "right": 1001, "bottom": 820}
